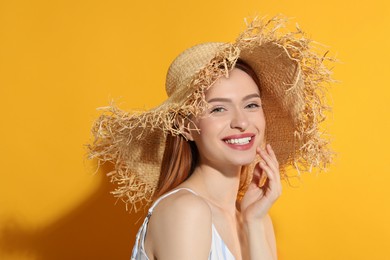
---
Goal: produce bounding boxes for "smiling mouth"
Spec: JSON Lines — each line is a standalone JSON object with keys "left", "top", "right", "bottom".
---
{"left": 224, "top": 136, "right": 252, "bottom": 145}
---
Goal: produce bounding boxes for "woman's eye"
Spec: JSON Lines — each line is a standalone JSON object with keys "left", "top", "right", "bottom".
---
{"left": 210, "top": 106, "right": 226, "bottom": 113}
{"left": 246, "top": 103, "right": 261, "bottom": 109}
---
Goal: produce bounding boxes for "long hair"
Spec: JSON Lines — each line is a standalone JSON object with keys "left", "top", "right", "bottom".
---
{"left": 154, "top": 58, "right": 261, "bottom": 199}
{"left": 154, "top": 134, "right": 198, "bottom": 199}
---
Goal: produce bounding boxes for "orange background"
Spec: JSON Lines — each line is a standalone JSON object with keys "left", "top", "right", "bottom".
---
{"left": 1, "top": 0, "right": 389, "bottom": 259}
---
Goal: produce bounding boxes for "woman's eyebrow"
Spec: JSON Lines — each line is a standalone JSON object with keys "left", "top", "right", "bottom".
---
{"left": 207, "top": 93, "right": 260, "bottom": 103}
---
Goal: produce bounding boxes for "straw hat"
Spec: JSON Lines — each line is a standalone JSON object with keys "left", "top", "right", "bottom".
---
{"left": 87, "top": 15, "right": 335, "bottom": 211}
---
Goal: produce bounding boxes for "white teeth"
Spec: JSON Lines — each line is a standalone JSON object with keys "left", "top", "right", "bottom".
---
{"left": 224, "top": 137, "right": 252, "bottom": 145}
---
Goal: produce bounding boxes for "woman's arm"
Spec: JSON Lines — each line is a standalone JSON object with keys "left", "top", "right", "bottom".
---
{"left": 243, "top": 214, "right": 277, "bottom": 260}
{"left": 263, "top": 214, "right": 277, "bottom": 258}
{"left": 240, "top": 144, "right": 281, "bottom": 260}
{"left": 148, "top": 191, "right": 212, "bottom": 260}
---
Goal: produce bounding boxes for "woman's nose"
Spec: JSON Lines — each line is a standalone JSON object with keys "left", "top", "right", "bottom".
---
{"left": 230, "top": 109, "right": 249, "bottom": 130}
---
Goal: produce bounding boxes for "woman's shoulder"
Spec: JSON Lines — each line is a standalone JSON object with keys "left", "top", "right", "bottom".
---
{"left": 147, "top": 188, "right": 213, "bottom": 258}
{"left": 151, "top": 188, "right": 212, "bottom": 223}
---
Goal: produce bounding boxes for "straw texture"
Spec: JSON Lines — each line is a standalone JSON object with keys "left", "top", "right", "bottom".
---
{"left": 87, "top": 15, "right": 335, "bottom": 211}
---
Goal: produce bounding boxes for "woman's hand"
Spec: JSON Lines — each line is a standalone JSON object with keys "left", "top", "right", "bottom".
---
{"left": 239, "top": 144, "right": 282, "bottom": 223}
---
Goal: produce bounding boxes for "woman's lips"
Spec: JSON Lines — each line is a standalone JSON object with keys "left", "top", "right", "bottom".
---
{"left": 222, "top": 133, "right": 255, "bottom": 150}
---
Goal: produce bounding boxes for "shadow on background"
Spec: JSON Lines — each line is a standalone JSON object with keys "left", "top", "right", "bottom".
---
{"left": 0, "top": 163, "right": 147, "bottom": 260}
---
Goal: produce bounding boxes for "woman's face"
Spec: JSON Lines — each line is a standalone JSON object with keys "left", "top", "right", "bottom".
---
{"left": 188, "top": 68, "right": 266, "bottom": 168}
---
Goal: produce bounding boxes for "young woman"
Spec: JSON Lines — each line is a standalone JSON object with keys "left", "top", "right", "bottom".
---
{"left": 88, "top": 16, "right": 334, "bottom": 260}
{"left": 140, "top": 63, "right": 281, "bottom": 260}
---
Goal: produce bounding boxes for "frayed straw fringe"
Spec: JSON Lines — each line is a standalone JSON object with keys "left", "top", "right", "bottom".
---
{"left": 236, "top": 15, "right": 336, "bottom": 174}
{"left": 87, "top": 15, "right": 335, "bottom": 211}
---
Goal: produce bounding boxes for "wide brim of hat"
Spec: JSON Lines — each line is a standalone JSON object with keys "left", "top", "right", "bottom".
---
{"left": 87, "top": 15, "right": 335, "bottom": 211}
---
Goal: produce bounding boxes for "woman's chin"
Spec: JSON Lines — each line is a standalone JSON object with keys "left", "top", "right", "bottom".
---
{"left": 229, "top": 154, "right": 257, "bottom": 167}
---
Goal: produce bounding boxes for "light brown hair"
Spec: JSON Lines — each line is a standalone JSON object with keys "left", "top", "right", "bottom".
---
{"left": 154, "top": 59, "right": 261, "bottom": 199}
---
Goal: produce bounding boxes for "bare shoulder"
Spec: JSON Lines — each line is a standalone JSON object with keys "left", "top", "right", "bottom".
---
{"left": 147, "top": 189, "right": 212, "bottom": 259}
{"left": 153, "top": 189, "right": 212, "bottom": 221}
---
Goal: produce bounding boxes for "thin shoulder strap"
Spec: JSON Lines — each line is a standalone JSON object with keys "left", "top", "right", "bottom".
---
{"left": 148, "top": 187, "right": 198, "bottom": 213}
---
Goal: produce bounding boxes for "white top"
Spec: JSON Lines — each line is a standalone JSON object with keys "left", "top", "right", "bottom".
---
{"left": 131, "top": 188, "right": 236, "bottom": 260}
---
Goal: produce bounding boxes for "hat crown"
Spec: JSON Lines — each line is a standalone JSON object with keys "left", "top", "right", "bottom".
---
{"left": 165, "top": 42, "right": 225, "bottom": 97}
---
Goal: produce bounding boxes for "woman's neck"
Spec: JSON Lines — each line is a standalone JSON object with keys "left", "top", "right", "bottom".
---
{"left": 186, "top": 163, "right": 241, "bottom": 214}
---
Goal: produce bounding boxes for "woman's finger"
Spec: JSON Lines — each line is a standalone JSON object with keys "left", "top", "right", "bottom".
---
{"left": 259, "top": 148, "right": 279, "bottom": 174}
{"left": 259, "top": 161, "right": 276, "bottom": 184}
{"left": 266, "top": 146, "right": 282, "bottom": 194}
{"left": 266, "top": 144, "right": 279, "bottom": 168}
{"left": 259, "top": 147, "right": 282, "bottom": 189}
{"left": 259, "top": 161, "right": 281, "bottom": 199}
